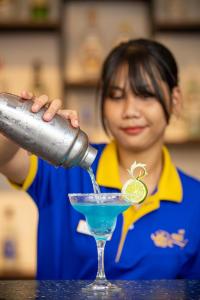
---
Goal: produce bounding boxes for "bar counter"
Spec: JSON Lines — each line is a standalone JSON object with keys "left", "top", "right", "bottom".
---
{"left": 0, "top": 280, "right": 200, "bottom": 299}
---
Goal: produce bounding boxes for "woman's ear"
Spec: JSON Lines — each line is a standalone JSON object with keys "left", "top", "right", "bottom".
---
{"left": 171, "top": 86, "right": 182, "bottom": 117}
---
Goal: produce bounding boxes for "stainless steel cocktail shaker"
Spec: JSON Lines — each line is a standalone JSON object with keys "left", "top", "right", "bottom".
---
{"left": 0, "top": 93, "right": 97, "bottom": 169}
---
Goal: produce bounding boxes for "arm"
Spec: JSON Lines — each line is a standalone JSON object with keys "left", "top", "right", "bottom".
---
{"left": 0, "top": 91, "right": 79, "bottom": 185}
{"left": 0, "top": 134, "right": 30, "bottom": 184}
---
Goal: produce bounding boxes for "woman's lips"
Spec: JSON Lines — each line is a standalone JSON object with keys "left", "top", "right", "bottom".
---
{"left": 120, "top": 126, "right": 147, "bottom": 135}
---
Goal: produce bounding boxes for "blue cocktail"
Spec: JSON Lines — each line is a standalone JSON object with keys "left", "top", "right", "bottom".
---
{"left": 68, "top": 193, "right": 132, "bottom": 291}
{"left": 73, "top": 202, "right": 130, "bottom": 240}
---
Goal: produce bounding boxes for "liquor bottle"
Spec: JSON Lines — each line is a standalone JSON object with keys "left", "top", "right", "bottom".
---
{"left": 30, "top": 0, "right": 49, "bottom": 20}
{"left": 113, "top": 21, "right": 133, "bottom": 47}
{"left": 166, "top": 0, "right": 186, "bottom": 21}
{"left": 79, "top": 9, "right": 103, "bottom": 80}
{"left": 0, "top": 0, "right": 16, "bottom": 19}
{"left": 185, "top": 79, "right": 200, "bottom": 138}
{"left": 1, "top": 207, "right": 18, "bottom": 277}
{"left": 31, "top": 59, "right": 46, "bottom": 97}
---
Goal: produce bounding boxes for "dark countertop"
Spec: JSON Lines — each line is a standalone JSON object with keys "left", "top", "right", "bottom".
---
{"left": 0, "top": 280, "right": 200, "bottom": 300}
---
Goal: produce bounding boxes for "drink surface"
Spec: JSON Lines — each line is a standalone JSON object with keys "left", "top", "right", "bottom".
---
{"left": 72, "top": 202, "right": 130, "bottom": 240}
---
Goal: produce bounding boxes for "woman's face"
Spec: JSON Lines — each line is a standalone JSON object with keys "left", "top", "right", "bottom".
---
{"left": 103, "top": 65, "right": 171, "bottom": 152}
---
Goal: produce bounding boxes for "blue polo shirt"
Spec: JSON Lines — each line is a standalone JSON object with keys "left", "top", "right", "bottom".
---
{"left": 22, "top": 141, "right": 200, "bottom": 280}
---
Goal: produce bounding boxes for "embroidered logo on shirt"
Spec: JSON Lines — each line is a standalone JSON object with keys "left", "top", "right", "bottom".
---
{"left": 151, "top": 229, "right": 188, "bottom": 248}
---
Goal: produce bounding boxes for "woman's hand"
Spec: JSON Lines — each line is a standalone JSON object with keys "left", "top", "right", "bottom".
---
{"left": 20, "top": 91, "right": 79, "bottom": 128}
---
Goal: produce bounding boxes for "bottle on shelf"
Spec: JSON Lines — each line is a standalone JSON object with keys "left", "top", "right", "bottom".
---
{"left": 154, "top": 0, "right": 186, "bottom": 22}
{"left": 30, "top": 59, "right": 47, "bottom": 96}
{"left": 0, "top": 0, "right": 17, "bottom": 20}
{"left": 29, "top": 0, "right": 49, "bottom": 21}
{"left": 113, "top": 21, "right": 134, "bottom": 47}
{"left": 1, "top": 207, "right": 19, "bottom": 278}
{"left": 79, "top": 8, "right": 104, "bottom": 80}
{"left": 185, "top": 79, "right": 200, "bottom": 139}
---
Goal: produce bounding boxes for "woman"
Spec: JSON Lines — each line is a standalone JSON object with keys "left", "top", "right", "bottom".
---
{"left": 0, "top": 39, "right": 200, "bottom": 279}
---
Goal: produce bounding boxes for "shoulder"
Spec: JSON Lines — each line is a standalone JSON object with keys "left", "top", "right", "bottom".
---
{"left": 178, "top": 168, "right": 200, "bottom": 207}
{"left": 32, "top": 157, "right": 67, "bottom": 186}
{"left": 178, "top": 168, "right": 200, "bottom": 191}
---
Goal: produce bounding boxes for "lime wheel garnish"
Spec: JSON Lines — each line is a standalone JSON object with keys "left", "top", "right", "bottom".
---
{"left": 122, "top": 162, "right": 148, "bottom": 204}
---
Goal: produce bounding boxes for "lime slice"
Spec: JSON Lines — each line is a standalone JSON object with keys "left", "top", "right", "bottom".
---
{"left": 122, "top": 178, "right": 148, "bottom": 204}
{"left": 122, "top": 161, "right": 148, "bottom": 204}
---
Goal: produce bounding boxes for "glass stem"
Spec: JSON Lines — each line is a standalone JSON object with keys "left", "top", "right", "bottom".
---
{"left": 96, "top": 239, "right": 106, "bottom": 280}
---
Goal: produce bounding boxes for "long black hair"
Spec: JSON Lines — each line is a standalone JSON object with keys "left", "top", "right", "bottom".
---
{"left": 100, "top": 38, "right": 179, "bottom": 133}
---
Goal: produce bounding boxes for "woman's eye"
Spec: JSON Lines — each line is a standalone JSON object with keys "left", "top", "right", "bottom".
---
{"left": 110, "top": 94, "right": 123, "bottom": 100}
{"left": 139, "top": 93, "right": 156, "bottom": 100}
{"left": 108, "top": 90, "right": 124, "bottom": 100}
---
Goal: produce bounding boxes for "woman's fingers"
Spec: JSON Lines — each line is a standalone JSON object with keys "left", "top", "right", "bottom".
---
{"left": 20, "top": 91, "right": 78, "bottom": 127}
{"left": 31, "top": 94, "right": 49, "bottom": 113}
{"left": 43, "top": 98, "right": 62, "bottom": 121}
{"left": 57, "top": 109, "right": 79, "bottom": 128}
{"left": 20, "top": 91, "right": 49, "bottom": 113}
{"left": 20, "top": 90, "right": 34, "bottom": 100}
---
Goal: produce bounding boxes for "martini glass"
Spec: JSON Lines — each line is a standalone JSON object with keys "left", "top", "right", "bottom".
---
{"left": 68, "top": 193, "right": 132, "bottom": 291}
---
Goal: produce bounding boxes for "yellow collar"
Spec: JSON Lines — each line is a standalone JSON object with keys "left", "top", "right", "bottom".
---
{"left": 97, "top": 141, "right": 121, "bottom": 189}
{"left": 96, "top": 140, "right": 183, "bottom": 203}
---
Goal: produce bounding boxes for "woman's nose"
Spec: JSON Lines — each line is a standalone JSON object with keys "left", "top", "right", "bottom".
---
{"left": 122, "top": 96, "right": 141, "bottom": 119}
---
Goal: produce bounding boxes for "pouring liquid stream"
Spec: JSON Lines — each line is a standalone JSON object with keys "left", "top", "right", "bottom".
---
{"left": 87, "top": 167, "right": 101, "bottom": 194}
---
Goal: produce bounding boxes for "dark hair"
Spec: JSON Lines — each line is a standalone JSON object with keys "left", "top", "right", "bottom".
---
{"left": 100, "top": 38, "right": 179, "bottom": 133}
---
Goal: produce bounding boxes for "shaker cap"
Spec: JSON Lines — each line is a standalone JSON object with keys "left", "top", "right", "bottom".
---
{"left": 79, "top": 145, "right": 97, "bottom": 169}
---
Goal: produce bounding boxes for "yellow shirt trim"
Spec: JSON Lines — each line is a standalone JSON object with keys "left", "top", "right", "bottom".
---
{"left": 22, "top": 155, "right": 38, "bottom": 191}
{"left": 9, "top": 155, "right": 38, "bottom": 191}
{"left": 96, "top": 141, "right": 183, "bottom": 262}
{"left": 158, "top": 147, "right": 182, "bottom": 202}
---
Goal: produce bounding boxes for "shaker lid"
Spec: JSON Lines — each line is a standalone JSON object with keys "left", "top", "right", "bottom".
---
{"left": 79, "top": 145, "right": 97, "bottom": 169}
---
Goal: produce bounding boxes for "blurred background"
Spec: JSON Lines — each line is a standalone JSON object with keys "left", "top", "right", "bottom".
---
{"left": 0, "top": 0, "right": 199, "bottom": 279}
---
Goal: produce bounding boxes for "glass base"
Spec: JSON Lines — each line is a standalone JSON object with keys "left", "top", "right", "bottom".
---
{"left": 82, "top": 279, "right": 121, "bottom": 292}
